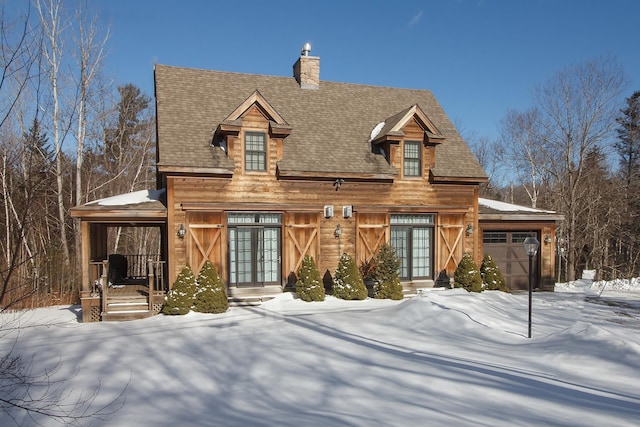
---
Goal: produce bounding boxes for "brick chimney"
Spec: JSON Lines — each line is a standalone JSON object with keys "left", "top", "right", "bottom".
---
{"left": 293, "top": 43, "right": 319, "bottom": 90}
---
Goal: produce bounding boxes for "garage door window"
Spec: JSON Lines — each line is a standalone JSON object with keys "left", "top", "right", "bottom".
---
{"left": 483, "top": 232, "right": 507, "bottom": 243}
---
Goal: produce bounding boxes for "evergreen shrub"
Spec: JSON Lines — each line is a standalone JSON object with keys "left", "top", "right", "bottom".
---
{"left": 296, "top": 255, "right": 325, "bottom": 302}
{"left": 372, "top": 243, "right": 404, "bottom": 300}
{"left": 480, "top": 254, "right": 509, "bottom": 292}
{"left": 162, "top": 264, "right": 197, "bottom": 315}
{"left": 194, "top": 260, "right": 229, "bottom": 313}
{"left": 333, "top": 253, "right": 367, "bottom": 300}
{"left": 453, "top": 253, "right": 483, "bottom": 293}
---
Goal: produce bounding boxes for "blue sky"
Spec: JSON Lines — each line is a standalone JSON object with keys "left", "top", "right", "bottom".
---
{"left": 32, "top": 1, "right": 640, "bottom": 142}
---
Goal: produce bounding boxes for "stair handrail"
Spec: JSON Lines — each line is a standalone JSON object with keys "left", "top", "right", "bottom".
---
{"left": 101, "top": 259, "right": 109, "bottom": 315}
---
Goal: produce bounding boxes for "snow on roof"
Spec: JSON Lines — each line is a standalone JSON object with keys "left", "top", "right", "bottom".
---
{"left": 87, "top": 189, "right": 165, "bottom": 207}
{"left": 478, "top": 197, "right": 556, "bottom": 213}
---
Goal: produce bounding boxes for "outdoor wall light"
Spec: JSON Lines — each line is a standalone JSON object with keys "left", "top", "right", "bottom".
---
{"left": 466, "top": 223, "right": 473, "bottom": 236}
{"left": 177, "top": 223, "right": 186, "bottom": 239}
{"left": 334, "top": 224, "right": 342, "bottom": 238}
{"left": 544, "top": 234, "right": 552, "bottom": 245}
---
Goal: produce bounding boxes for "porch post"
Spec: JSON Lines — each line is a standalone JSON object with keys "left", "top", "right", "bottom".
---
{"left": 147, "top": 259, "right": 155, "bottom": 312}
{"left": 80, "top": 221, "right": 91, "bottom": 297}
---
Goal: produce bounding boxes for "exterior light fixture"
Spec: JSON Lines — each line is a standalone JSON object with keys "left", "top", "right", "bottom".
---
{"left": 324, "top": 205, "right": 334, "bottom": 218}
{"left": 334, "top": 224, "right": 342, "bottom": 238}
{"left": 466, "top": 224, "right": 473, "bottom": 236}
{"left": 177, "top": 223, "right": 186, "bottom": 239}
{"left": 544, "top": 234, "right": 552, "bottom": 245}
{"left": 523, "top": 236, "right": 540, "bottom": 338}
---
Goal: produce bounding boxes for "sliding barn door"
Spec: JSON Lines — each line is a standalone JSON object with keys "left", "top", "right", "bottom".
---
{"left": 437, "top": 214, "right": 465, "bottom": 276}
{"left": 186, "top": 211, "right": 224, "bottom": 276}
{"left": 356, "top": 213, "right": 389, "bottom": 264}
{"left": 283, "top": 212, "right": 320, "bottom": 281}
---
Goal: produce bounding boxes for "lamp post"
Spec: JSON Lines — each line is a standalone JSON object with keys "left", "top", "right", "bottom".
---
{"left": 523, "top": 236, "right": 540, "bottom": 338}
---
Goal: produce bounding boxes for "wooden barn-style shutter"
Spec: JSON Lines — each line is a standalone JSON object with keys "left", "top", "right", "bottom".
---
{"left": 186, "top": 211, "right": 224, "bottom": 275}
{"left": 356, "top": 213, "right": 389, "bottom": 263}
{"left": 284, "top": 212, "right": 320, "bottom": 278}
{"left": 437, "top": 214, "right": 465, "bottom": 275}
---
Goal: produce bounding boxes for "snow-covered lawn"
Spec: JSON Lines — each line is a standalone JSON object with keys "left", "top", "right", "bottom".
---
{"left": 2, "top": 279, "right": 640, "bottom": 426}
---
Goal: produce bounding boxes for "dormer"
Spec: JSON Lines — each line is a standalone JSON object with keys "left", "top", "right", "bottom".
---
{"left": 212, "top": 90, "right": 291, "bottom": 174}
{"left": 370, "top": 104, "right": 445, "bottom": 179}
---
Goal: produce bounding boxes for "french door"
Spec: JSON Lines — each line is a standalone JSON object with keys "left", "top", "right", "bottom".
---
{"left": 228, "top": 213, "right": 281, "bottom": 287}
{"left": 390, "top": 214, "right": 434, "bottom": 280}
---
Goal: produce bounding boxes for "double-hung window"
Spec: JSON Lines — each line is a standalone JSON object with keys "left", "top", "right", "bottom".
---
{"left": 390, "top": 214, "right": 434, "bottom": 280}
{"left": 245, "top": 131, "right": 266, "bottom": 171}
{"left": 403, "top": 140, "right": 422, "bottom": 177}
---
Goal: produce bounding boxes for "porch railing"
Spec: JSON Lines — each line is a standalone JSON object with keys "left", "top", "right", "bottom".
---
{"left": 89, "top": 255, "right": 166, "bottom": 315}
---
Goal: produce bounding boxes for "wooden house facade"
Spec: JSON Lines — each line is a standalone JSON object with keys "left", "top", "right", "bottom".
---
{"left": 71, "top": 45, "right": 562, "bottom": 321}
{"left": 155, "top": 47, "right": 487, "bottom": 301}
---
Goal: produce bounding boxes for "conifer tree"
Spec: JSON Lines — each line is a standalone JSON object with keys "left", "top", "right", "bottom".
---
{"left": 296, "top": 255, "right": 325, "bottom": 302}
{"left": 194, "top": 261, "right": 228, "bottom": 314}
{"left": 162, "top": 264, "right": 197, "bottom": 315}
{"left": 480, "top": 254, "right": 509, "bottom": 292}
{"left": 454, "top": 253, "right": 483, "bottom": 293}
{"left": 333, "top": 253, "right": 367, "bottom": 300}
{"left": 372, "top": 243, "right": 404, "bottom": 300}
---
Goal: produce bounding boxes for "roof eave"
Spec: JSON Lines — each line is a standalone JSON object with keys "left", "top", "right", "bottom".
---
{"left": 430, "top": 174, "right": 488, "bottom": 184}
{"left": 479, "top": 213, "right": 565, "bottom": 222}
{"left": 158, "top": 165, "right": 234, "bottom": 177}
{"left": 276, "top": 168, "right": 397, "bottom": 181}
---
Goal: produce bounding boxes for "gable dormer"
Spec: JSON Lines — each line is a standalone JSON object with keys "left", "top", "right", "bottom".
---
{"left": 370, "top": 104, "right": 445, "bottom": 179}
{"left": 212, "top": 90, "right": 291, "bottom": 174}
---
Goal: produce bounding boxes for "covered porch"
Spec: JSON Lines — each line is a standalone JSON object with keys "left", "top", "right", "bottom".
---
{"left": 71, "top": 190, "right": 168, "bottom": 322}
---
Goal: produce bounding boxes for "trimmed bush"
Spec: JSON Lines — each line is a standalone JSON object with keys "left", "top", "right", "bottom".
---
{"left": 162, "top": 264, "right": 197, "bottom": 315}
{"left": 453, "top": 253, "right": 483, "bottom": 293}
{"left": 372, "top": 243, "right": 404, "bottom": 300}
{"left": 296, "top": 255, "right": 325, "bottom": 302}
{"left": 194, "top": 261, "right": 229, "bottom": 313}
{"left": 333, "top": 253, "right": 367, "bottom": 300}
{"left": 481, "top": 254, "right": 509, "bottom": 292}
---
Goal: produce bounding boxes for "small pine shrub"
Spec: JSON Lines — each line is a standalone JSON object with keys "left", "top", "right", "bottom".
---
{"left": 481, "top": 254, "right": 509, "bottom": 292}
{"left": 372, "top": 243, "right": 404, "bottom": 300}
{"left": 296, "top": 255, "right": 325, "bottom": 302}
{"left": 194, "top": 261, "right": 229, "bottom": 314}
{"left": 162, "top": 264, "right": 197, "bottom": 315}
{"left": 333, "top": 253, "right": 367, "bottom": 300}
{"left": 453, "top": 253, "right": 483, "bottom": 293}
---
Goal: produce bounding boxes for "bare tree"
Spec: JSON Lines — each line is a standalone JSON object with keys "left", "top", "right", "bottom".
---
{"left": 466, "top": 133, "right": 504, "bottom": 199}
{"left": 36, "top": 0, "right": 72, "bottom": 267}
{"left": 534, "top": 56, "right": 627, "bottom": 280}
{"left": 498, "top": 108, "right": 546, "bottom": 208}
{"left": 71, "top": 0, "right": 109, "bottom": 264}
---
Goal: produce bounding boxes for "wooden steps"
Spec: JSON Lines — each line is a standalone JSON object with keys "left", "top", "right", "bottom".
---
{"left": 102, "top": 294, "right": 152, "bottom": 321}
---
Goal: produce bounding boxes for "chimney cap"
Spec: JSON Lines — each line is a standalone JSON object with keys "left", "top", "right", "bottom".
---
{"left": 301, "top": 43, "right": 312, "bottom": 56}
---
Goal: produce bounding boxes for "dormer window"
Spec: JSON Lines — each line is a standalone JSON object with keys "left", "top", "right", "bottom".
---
{"left": 245, "top": 131, "right": 266, "bottom": 171}
{"left": 404, "top": 140, "right": 422, "bottom": 177}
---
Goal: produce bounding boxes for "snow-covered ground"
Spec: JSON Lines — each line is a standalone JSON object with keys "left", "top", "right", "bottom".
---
{"left": 2, "top": 278, "right": 640, "bottom": 426}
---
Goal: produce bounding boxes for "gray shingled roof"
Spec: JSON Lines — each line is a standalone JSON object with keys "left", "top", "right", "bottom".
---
{"left": 154, "top": 64, "right": 487, "bottom": 181}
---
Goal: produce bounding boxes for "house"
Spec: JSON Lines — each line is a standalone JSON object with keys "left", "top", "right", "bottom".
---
{"left": 71, "top": 45, "right": 561, "bottom": 321}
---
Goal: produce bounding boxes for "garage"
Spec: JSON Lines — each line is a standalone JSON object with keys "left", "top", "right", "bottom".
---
{"left": 478, "top": 198, "right": 564, "bottom": 292}
{"left": 482, "top": 231, "right": 538, "bottom": 290}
